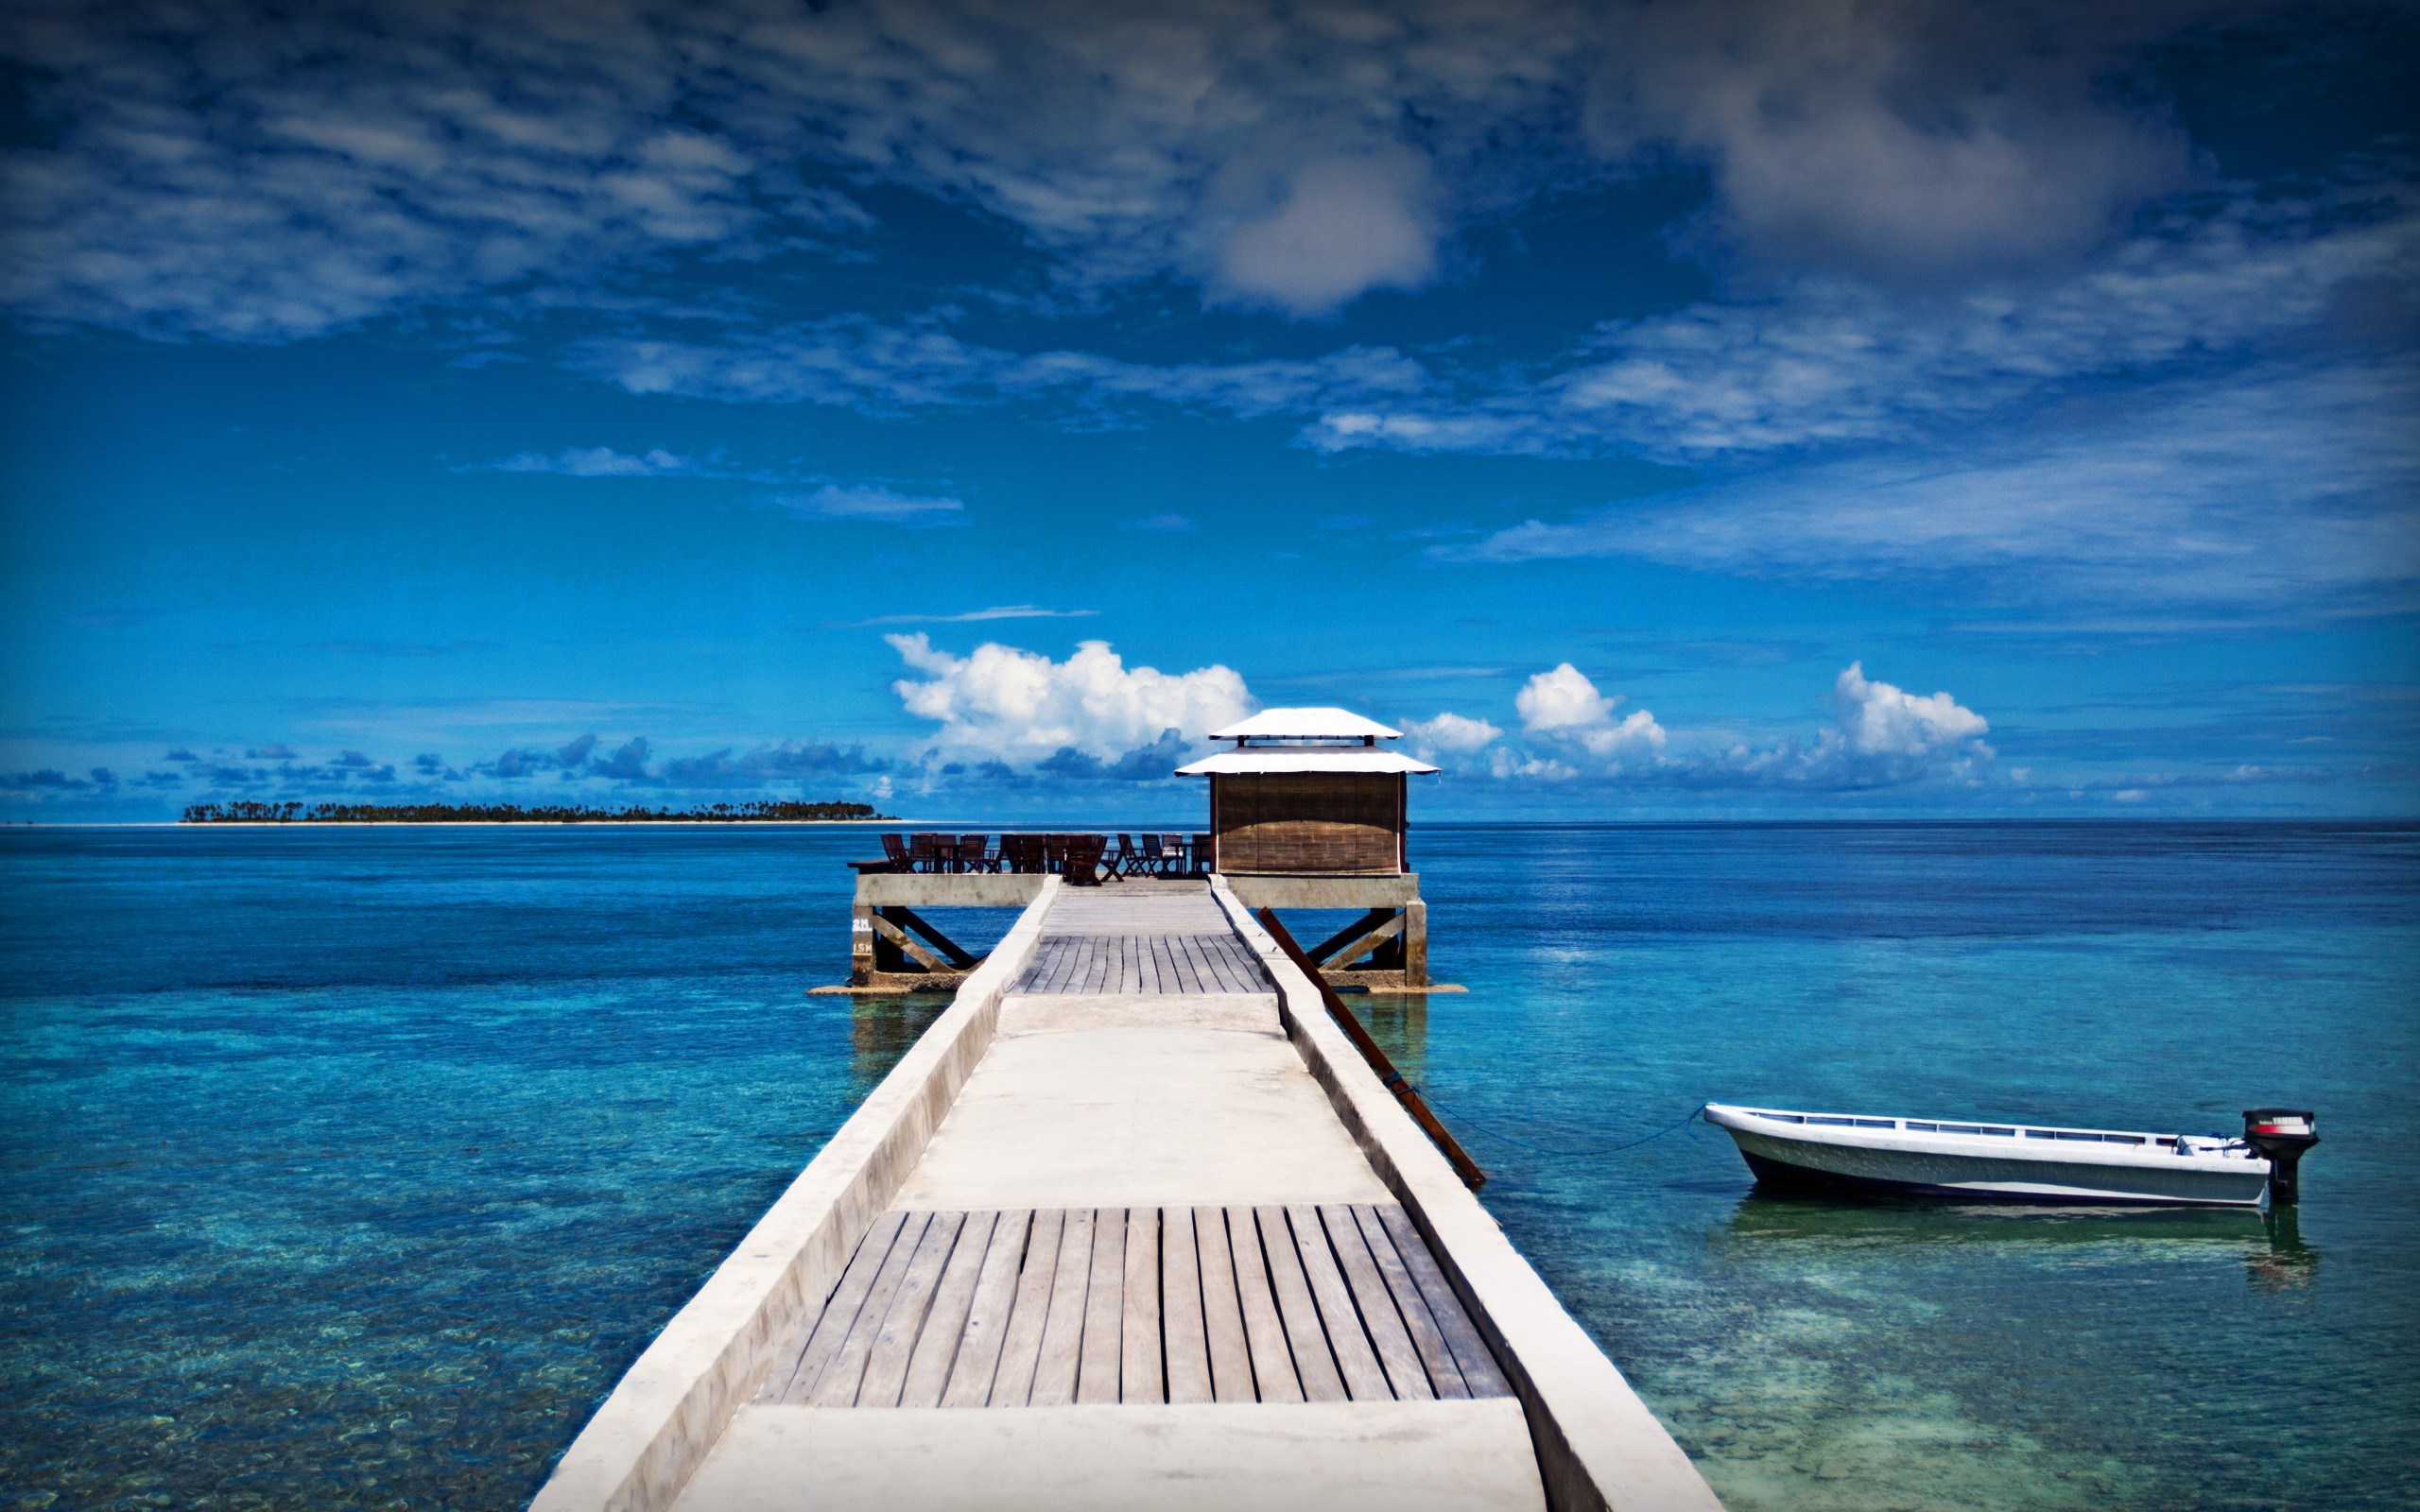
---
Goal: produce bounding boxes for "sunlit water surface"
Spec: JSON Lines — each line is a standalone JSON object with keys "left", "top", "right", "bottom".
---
{"left": 3, "top": 823, "right": 2413, "bottom": 1509}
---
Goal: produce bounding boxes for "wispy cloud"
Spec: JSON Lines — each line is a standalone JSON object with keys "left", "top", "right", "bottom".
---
{"left": 1453, "top": 355, "right": 2420, "bottom": 610}
{"left": 1302, "top": 190, "right": 2417, "bottom": 463}
{"left": 0, "top": 0, "right": 2291, "bottom": 340}
{"left": 772, "top": 483, "right": 966, "bottom": 525}
{"left": 466, "top": 446, "right": 712, "bottom": 477}
{"left": 1123, "top": 513, "right": 1199, "bottom": 533}
{"left": 841, "top": 606, "right": 1100, "bottom": 627}
{"left": 569, "top": 322, "right": 1428, "bottom": 420}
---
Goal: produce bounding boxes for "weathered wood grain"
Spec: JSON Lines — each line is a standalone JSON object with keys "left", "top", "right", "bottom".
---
{"left": 1375, "top": 1205, "right": 1511, "bottom": 1397}
{"left": 1120, "top": 1208, "right": 1162, "bottom": 1404}
{"left": 1076, "top": 1209, "right": 1127, "bottom": 1404}
{"left": 1161, "top": 1207, "right": 1212, "bottom": 1405}
{"left": 1028, "top": 1207, "right": 1094, "bottom": 1406}
{"left": 1351, "top": 1203, "right": 1466, "bottom": 1400}
{"left": 1254, "top": 1205, "right": 1343, "bottom": 1402}
{"left": 901, "top": 1210, "right": 994, "bottom": 1408}
{"left": 1224, "top": 1206, "right": 1299, "bottom": 1403}
{"left": 857, "top": 1210, "right": 965, "bottom": 1406}
{"left": 808, "top": 1210, "right": 932, "bottom": 1406}
{"left": 1322, "top": 1205, "right": 1433, "bottom": 1401}
{"left": 765, "top": 1209, "right": 907, "bottom": 1404}
{"left": 1288, "top": 1203, "right": 1389, "bottom": 1400}
{"left": 941, "top": 1210, "right": 1028, "bottom": 1407}
{"left": 987, "top": 1208, "right": 1063, "bottom": 1408}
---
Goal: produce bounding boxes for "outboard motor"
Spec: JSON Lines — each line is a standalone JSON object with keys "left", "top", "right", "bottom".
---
{"left": 2243, "top": 1108, "right": 2320, "bottom": 1205}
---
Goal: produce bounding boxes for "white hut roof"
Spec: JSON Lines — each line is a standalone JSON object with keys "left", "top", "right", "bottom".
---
{"left": 1207, "top": 707, "right": 1402, "bottom": 741}
{"left": 1174, "top": 747, "right": 1438, "bottom": 777}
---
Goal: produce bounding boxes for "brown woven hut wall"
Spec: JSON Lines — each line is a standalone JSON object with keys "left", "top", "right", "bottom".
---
{"left": 1211, "top": 773, "right": 1403, "bottom": 874}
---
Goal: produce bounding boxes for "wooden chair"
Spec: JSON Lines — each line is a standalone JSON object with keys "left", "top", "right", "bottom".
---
{"left": 1191, "top": 833, "right": 1215, "bottom": 875}
{"left": 1112, "top": 833, "right": 1145, "bottom": 879}
{"left": 958, "top": 833, "right": 993, "bottom": 872}
{"left": 1063, "top": 833, "right": 1107, "bottom": 885}
{"left": 879, "top": 833, "right": 911, "bottom": 872}
{"left": 909, "top": 833, "right": 946, "bottom": 872}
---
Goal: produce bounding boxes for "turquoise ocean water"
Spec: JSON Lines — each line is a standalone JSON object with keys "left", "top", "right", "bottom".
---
{"left": 3, "top": 823, "right": 2414, "bottom": 1509}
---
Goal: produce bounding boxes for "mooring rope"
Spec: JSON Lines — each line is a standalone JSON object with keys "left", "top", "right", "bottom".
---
{"left": 1427, "top": 1099, "right": 1709, "bottom": 1160}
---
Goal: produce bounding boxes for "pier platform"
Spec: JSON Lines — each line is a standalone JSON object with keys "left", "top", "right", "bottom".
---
{"left": 534, "top": 880, "right": 1721, "bottom": 1512}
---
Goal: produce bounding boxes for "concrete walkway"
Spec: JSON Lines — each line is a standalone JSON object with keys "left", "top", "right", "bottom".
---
{"left": 669, "top": 883, "right": 1547, "bottom": 1512}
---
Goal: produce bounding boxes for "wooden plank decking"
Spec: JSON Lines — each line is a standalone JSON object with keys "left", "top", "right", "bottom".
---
{"left": 1015, "top": 933, "right": 1267, "bottom": 994}
{"left": 760, "top": 1204, "right": 1510, "bottom": 1410}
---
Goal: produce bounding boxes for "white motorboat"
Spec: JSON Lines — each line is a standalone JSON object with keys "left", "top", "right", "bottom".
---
{"left": 1704, "top": 1103, "right": 2319, "bottom": 1208}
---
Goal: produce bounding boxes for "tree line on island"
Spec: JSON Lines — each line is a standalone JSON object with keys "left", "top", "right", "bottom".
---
{"left": 182, "top": 799, "right": 894, "bottom": 823}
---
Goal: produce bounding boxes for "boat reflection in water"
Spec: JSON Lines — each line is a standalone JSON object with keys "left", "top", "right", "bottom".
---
{"left": 1715, "top": 1193, "right": 2319, "bottom": 1289}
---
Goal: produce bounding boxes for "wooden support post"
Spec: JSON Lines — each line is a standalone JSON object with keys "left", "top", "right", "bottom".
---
{"left": 869, "top": 911, "right": 952, "bottom": 974}
{"left": 883, "top": 905, "right": 981, "bottom": 970}
{"left": 1315, "top": 911, "right": 1406, "bottom": 972}
{"left": 1305, "top": 909, "right": 1394, "bottom": 967}
{"left": 850, "top": 902, "right": 878, "bottom": 986}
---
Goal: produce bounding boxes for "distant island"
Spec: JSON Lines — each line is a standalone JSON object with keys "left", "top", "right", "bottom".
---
{"left": 181, "top": 800, "right": 894, "bottom": 824}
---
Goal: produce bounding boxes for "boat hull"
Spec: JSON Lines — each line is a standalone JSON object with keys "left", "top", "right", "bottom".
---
{"left": 1727, "top": 1125, "right": 2272, "bottom": 1207}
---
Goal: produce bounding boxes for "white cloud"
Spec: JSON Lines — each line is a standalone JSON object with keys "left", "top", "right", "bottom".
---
{"left": 1474, "top": 660, "right": 1987, "bottom": 788}
{"left": 1403, "top": 711, "right": 1503, "bottom": 755}
{"left": 475, "top": 445, "right": 706, "bottom": 476}
{"left": 1125, "top": 513, "right": 1199, "bottom": 533}
{"left": 1212, "top": 149, "right": 1444, "bottom": 317}
{"left": 1515, "top": 663, "right": 1668, "bottom": 761}
{"left": 1700, "top": 662, "right": 1994, "bottom": 787}
{"left": 887, "top": 634, "right": 1253, "bottom": 765}
{"left": 775, "top": 484, "right": 965, "bottom": 524}
{"left": 1832, "top": 662, "right": 1988, "bottom": 758}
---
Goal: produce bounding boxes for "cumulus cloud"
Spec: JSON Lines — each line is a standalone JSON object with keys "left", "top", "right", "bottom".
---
{"left": 1465, "top": 659, "right": 1989, "bottom": 788}
{"left": 887, "top": 633, "right": 1253, "bottom": 769}
{"left": 1516, "top": 664, "right": 1668, "bottom": 760}
{"left": 1403, "top": 712, "right": 1503, "bottom": 756}
{"left": 774, "top": 484, "right": 965, "bottom": 524}
{"left": 1700, "top": 662, "right": 1994, "bottom": 788}
{"left": 1832, "top": 662, "right": 1988, "bottom": 759}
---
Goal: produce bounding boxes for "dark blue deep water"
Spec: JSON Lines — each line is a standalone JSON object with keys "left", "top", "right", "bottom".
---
{"left": 4, "top": 823, "right": 2415, "bottom": 1510}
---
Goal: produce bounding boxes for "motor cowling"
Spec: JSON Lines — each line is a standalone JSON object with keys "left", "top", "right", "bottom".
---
{"left": 2243, "top": 1108, "right": 2320, "bottom": 1205}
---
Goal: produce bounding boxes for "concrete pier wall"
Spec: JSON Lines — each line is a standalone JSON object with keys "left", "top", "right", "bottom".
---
{"left": 530, "top": 880, "right": 1063, "bottom": 1512}
{"left": 1212, "top": 880, "right": 1724, "bottom": 1512}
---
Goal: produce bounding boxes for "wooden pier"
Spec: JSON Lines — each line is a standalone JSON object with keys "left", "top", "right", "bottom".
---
{"left": 533, "top": 878, "right": 1722, "bottom": 1512}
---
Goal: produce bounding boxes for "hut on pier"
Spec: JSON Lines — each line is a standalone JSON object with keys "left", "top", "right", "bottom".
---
{"left": 1176, "top": 708, "right": 1438, "bottom": 986}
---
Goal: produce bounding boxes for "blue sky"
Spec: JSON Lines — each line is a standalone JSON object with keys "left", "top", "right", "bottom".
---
{"left": 2, "top": 0, "right": 2414, "bottom": 820}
